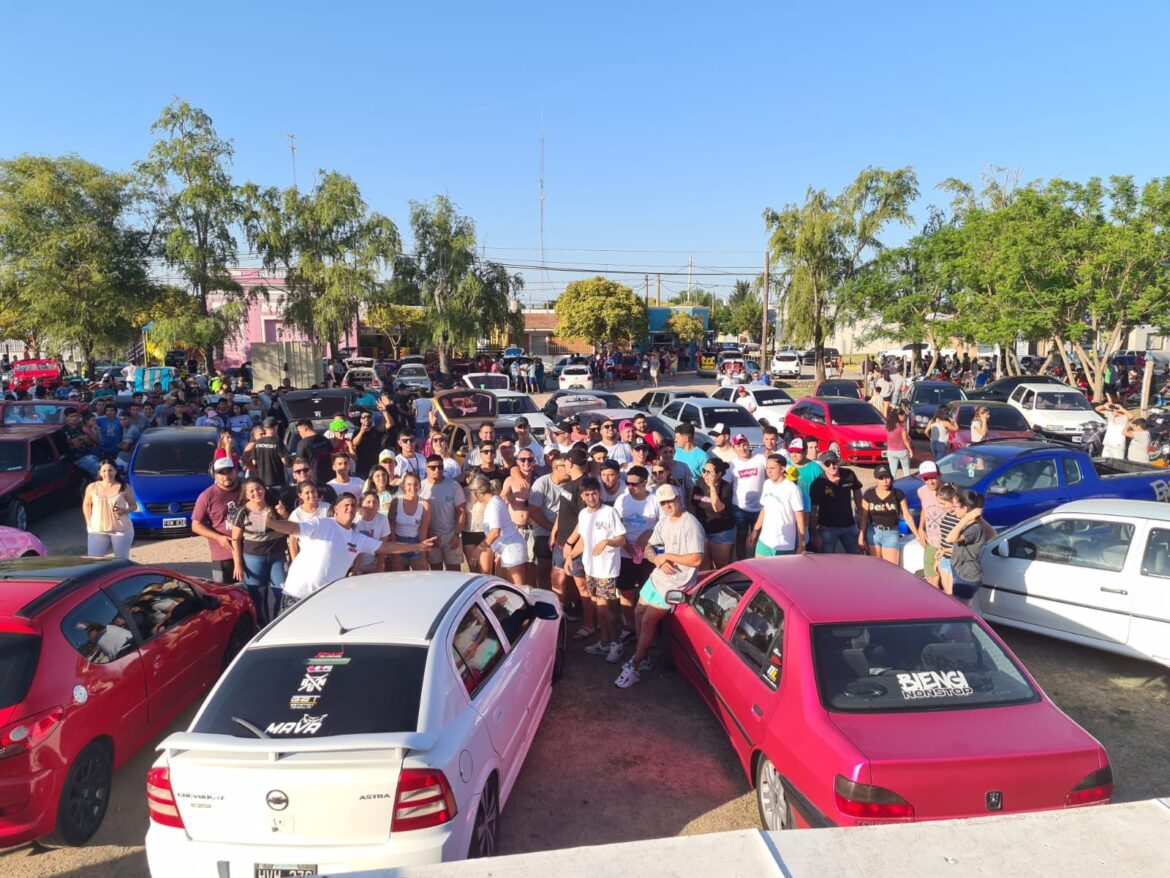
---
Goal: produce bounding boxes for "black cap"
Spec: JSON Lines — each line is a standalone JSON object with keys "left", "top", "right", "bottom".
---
{"left": 514, "top": 416, "right": 530, "bottom": 429}
{"left": 262, "top": 416, "right": 279, "bottom": 428}
{"left": 874, "top": 465, "right": 892, "bottom": 478}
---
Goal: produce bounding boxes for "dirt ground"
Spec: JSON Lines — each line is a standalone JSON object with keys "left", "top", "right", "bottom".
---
{"left": 4, "top": 373, "right": 1168, "bottom": 877}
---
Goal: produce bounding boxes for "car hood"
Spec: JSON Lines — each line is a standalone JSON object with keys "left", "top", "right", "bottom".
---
{"left": 1026, "top": 409, "right": 1102, "bottom": 426}
{"left": 0, "top": 473, "right": 26, "bottom": 498}
{"left": 128, "top": 472, "right": 214, "bottom": 503}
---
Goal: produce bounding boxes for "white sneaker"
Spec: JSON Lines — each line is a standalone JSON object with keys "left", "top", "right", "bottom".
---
{"left": 619, "top": 629, "right": 636, "bottom": 644}
{"left": 584, "top": 640, "right": 611, "bottom": 656}
{"left": 614, "top": 662, "right": 642, "bottom": 689}
{"left": 606, "top": 641, "right": 624, "bottom": 664}
{"left": 638, "top": 657, "right": 653, "bottom": 672}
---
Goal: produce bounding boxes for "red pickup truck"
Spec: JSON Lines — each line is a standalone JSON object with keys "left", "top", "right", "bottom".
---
{"left": 9, "top": 359, "right": 66, "bottom": 394}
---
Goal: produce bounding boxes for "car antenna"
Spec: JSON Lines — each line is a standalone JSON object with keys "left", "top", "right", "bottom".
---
{"left": 336, "top": 615, "right": 381, "bottom": 636}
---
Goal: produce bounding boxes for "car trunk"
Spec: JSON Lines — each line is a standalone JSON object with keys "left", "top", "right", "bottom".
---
{"left": 829, "top": 703, "right": 1105, "bottom": 820}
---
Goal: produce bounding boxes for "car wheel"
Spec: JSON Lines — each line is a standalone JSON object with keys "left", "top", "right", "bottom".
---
{"left": 222, "top": 619, "right": 255, "bottom": 670}
{"left": 755, "top": 755, "right": 793, "bottom": 831}
{"left": 828, "top": 441, "right": 841, "bottom": 457}
{"left": 552, "top": 619, "right": 567, "bottom": 683}
{"left": 49, "top": 740, "right": 112, "bottom": 846}
{"left": 4, "top": 500, "right": 28, "bottom": 531}
{"left": 468, "top": 775, "right": 500, "bottom": 858}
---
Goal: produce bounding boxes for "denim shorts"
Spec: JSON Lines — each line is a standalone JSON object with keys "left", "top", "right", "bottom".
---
{"left": 866, "top": 525, "right": 901, "bottom": 549}
{"left": 707, "top": 527, "right": 737, "bottom": 546}
{"left": 552, "top": 543, "right": 585, "bottom": 578}
{"left": 938, "top": 555, "right": 953, "bottom": 575}
{"left": 732, "top": 506, "right": 758, "bottom": 534}
{"left": 397, "top": 534, "right": 421, "bottom": 561}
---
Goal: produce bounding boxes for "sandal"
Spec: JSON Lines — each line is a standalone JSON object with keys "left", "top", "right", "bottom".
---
{"left": 572, "top": 626, "right": 595, "bottom": 640}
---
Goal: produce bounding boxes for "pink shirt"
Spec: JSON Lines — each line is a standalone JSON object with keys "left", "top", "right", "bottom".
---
{"left": 886, "top": 425, "right": 908, "bottom": 452}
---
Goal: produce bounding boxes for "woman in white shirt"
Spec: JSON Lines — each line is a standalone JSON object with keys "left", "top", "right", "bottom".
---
{"left": 470, "top": 474, "right": 529, "bottom": 585}
{"left": 388, "top": 472, "right": 431, "bottom": 572}
{"left": 287, "top": 481, "right": 330, "bottom": 562}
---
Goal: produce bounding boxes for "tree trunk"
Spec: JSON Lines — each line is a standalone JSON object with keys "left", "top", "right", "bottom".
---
{"left": 1052, "top": 335, "right": 1076, "bottom": 386}
{"left": 1073, "top": 340, "right": 1104, "bottom": 402}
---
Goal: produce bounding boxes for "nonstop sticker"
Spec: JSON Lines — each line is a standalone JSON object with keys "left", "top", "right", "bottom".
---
{"left": 306, "top": 651, "right": 350, "bottom": 666}
{"left": 896, "top": 670, "right": 973, "bottom": 700}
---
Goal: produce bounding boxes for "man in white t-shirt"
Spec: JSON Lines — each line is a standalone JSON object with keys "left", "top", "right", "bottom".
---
{"left": 614, "top": 465, "right": 659, "bottom": 639}
{"left": 615, "top": 483, "right": 704, "bottom": 689}
{"left": 264, "top": 493, "right": 431, "bottom": 608}
{"left": 512, "top": 418, "right": 546, "bottom": 468}
{"left": 325, "top": 452, "right": 366, "bottom": 499}
{"left": 565, "top": 476, "right": 627, "bottom": 664}
{"left": 728, "top": 434, "right": 767, "bottom": 560}
{"left": 750, "top": 455, "right": 807, "bottom": 556}
{"left": 413, "top": 392, "right": 435, "bottom": 444}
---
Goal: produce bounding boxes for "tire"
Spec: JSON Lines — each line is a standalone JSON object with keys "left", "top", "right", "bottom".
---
{"left": 4, "top": 500, "right": 28, "bottom": 531}
{"left": 49, "top": 740, "right": 112, "bottom": 846}
{"left": 222, "top": 618, "right": 255, "bottom": 670}
{"left": 828, "top": 441, "right": 841, "bottom": 457}
{"left": 552, "top": 619, "right": 566, "bottom": 683}
{"left": 782, "top": 428, "right": 794, "bottom": 444}
{"left": 755, "top": 755, "right": 793, "bottom": 831}
{"left": 468, "top": 775, "right": 500, "bottom": 859}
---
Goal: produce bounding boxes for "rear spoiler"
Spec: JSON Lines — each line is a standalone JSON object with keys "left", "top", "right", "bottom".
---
{"left": 159, "top": 731, "right": 436, "bottom": 759}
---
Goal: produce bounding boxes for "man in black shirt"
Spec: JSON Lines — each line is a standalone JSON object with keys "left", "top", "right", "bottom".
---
{"left": 809, "top": 451, "right": 864, "bottom": 554}
{"left": 351, "top": 410, "right": 392, "bottom": 477}
{"left": 293, "top": 419, "right": 334, "bottom": 485}
{"left": 252, "top": 417, "right": 291, "bottom": 489}
{"left": 551, "top": 447, "right": 590, "bottom": 633}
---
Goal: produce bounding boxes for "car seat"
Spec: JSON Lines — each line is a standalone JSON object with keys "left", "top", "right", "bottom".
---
{"left": 920, "top": 642, "right": 981, "bottom": 673}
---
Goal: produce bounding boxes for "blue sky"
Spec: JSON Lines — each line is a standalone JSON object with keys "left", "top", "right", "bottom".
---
{"left": 3, "top": 2, "right": 1168, "bottom": 304}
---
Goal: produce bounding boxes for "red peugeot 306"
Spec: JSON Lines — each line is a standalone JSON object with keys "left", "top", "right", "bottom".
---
{"left": 0, "top": 558, "right": 255, "bottom": 848}
{"left": 664, "top": 555, "right": 1112, "bottom": 830}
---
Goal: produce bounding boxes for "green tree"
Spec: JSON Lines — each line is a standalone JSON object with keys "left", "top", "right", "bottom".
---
{"left": 0, "top": 154, "right": 157, "bottom": 371}
{"left": 137, "top": 100, "right": 243, "bottom": 366}
{"left": 365, "top": 303, "right": 428, "bottom": 353}
{"left": 555, "top": 276, "right": 648, "bottom": 350}
{"left": 242, "top": 172, "right": 401, "bottom": 354}
{"left": 765, "top": 166, "right": 918, "bottom": 382}
{"left": 723, "top": 280, "right": 764, "bottom": 340}
{"left": 666, "top": 312, "right": 706, "bottom": 345}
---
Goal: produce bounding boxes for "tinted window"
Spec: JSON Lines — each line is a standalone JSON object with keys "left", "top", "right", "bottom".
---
{"left": 1034, "top": 391, "right": 1092, "bottom": 411}
{"left": 1007, "top": 518, "right": 1134, "bottom": 571}
{"left": 813, "top": 621, "right": 1038, "bottom": 712}
{"left": 2, "top": 404, "right": 70, "bottom": 425}
{"left": 698, "top": 407, "right": 757, "bottom": 429}
{"left": 194, "top": 644, "right": 427, "bottom": 738}
{"left": 30, "top": 438, "right": 55, "bottom": 466}
{"left": 750, "top": 389, "right": 794, "bottom": 405}
{"left": 911, "top": 385, "right": 964, "bottom": 406}
{"left": 728, "top": 590, "right": 784, "bottom": 686}
{"left": 281, "top": 394, "right": 352, "bottom": 421}
{"left": 496, "top": 396, "right": 538, "bottom": 415}
{"left": 1141, "top": 528, "right": 1170, "bottom": 578}
{"left": 106, "top": 574, "right": 205, "bottom": 640}
{"left": 937, "top": 449, "right": 1007, "bottom": 487}
{"left": 662, "top": 403, "right": 682, "bottom": 419}
{"left": 990, "top": 459, "right": 1058, "bottom": 493}
{"left": 1062, "top": 457, "right": 1082, "bottom": 486}
{"left": 0, "top": 633, "right": 40, "bottom": 708}
{"left": 60, "top": 591, "right": 138, "bottom": 664}
{"left": 828, "top": 403, "right": 884, "bottom": 426}
{"left": 954, "top": 406, "right": 1030, "bottom": 431}
{"left": 132, "top": 433, "right": 218, "bottom": 474}
{"left": 451, "top": 604, "right": 505, "bottom": 697}
{"left": 692, "top": 573, "right": 751, "bottom": 633}
{"left": 483, "top": 585, "right": 532, "bottom": 646}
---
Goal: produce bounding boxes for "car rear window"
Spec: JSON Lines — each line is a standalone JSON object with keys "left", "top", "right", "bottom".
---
{"left": 497, "top": 396, "right": 538, "bottom": 415}
{"left": 132, "top": 434, "right": 218, "bottom": 474}
{"left": 828, "top": 402, "right": 884, "bottom": 425}
{"left": 193, "top": 644, "right": 428, "bottom": 738}
{"left": 955, "top": 406, "right": 1030, "bottom": 431}
{"left": 0, "top": 633, "right": 40, "bottom": 709}
{"left": 912, "top": 385, "right": 965, "bottom": 405}
{"left": 813, "top": 620, "right": 1038, "bottom": 713}
{"left": 699, "top": 406, "right": 758, "bottom": 429}
{"left": 282, "top": 394, "right": 351, "bottom": 421}
{"left": 750, "top": 389, "right": 793, "bottom": 405}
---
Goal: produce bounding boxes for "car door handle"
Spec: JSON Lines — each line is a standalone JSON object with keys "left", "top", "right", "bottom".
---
{"left": 1100, "top": 587, "right": 1128, "bottom": 595}
{"left": 703, "top": 646, "right": 712, "bottom": 656}
{"left": 751, "top": 704, "right": 763, "bottom": 718}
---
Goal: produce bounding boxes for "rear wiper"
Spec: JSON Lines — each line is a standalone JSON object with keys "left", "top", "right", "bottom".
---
{"left": 231, "top": 716, "right": 269, "bottom": 739}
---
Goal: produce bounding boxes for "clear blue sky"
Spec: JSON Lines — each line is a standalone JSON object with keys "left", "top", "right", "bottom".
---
{"left": 3, "top": 2, "right": 1168, "bottom": 304}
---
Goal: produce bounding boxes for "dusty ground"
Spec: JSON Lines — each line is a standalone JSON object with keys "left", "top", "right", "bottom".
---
{"left": 3, "top": 372, "right": 1168, "bottom": 877}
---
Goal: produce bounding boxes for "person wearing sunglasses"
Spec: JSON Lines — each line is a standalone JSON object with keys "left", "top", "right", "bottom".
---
{"left": 192, "top": 457, "right": 243, "bottom": 583}
{"left": 808, "top": 451, "right": 864, "bottom": 554}
{"left": 463, "top": 422, "right": 498, "bottom": 467}
{"left": 512, "top": 417, "right": 545, "bottom": 467}
{"left": 614, "top": 465, "right": 659, "bottom": 642}
{"left": 597, "top": 419, "right": 633, "bottom": 465}
{"left": 691, "top": 457, "right": 734, "bottom": 571}
{"left": 394, "top": 429, "right": 426, "bottom": 480}
{"left": 501, "top": 447, "right": 537, "bottom": 563}
{"left": 419, "top": 453, "right": 466, "bottom": 571}
{"left": 352, "top": 408, "right": 392, "bottom": 475}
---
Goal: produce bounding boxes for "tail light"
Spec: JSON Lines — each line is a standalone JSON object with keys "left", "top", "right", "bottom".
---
{"left": 834, "top": 775, "right": 914, "bottom": 820}
{"left": 0, "top": 707, "right": 64, "bottom": 760}
{"left": 146, "top": 766, "right": 185, "bottom": 828}
{"left": 1066, "top": 766, "right": 1113, "bottom": 807}
{"left": 392, "top": 768, "right": 457, "bottom": 832}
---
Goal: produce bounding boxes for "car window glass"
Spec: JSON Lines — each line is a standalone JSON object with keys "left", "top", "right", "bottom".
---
{"left": 1141, "top": 527, "right": 1170, "bottom": 578}
{"left": 692, "top": 572, "right": 751, "bottom": 634}
{"left": 681, "top": 405, "right": 698, "bottom": 424}
{"left": 728, "top": 590, "right": 785, "bottom": 688}
{"left": 30, "top": 438, "right": 55, "bottom": 466}
{"left": 1007, "top": 518, "right": 1134, "bottom": 571}
{"left": 106, "top": 574, "right": 205, "bottom": 640}
{"left": 451, "top": 604, "right": 505, "bottom": 697}
{"left": 483, "top": 585, "right": 532, "bottom": 646}
{"left": 662, "top": 402, "right": 682, "bottom": 419}
{"left": 805, "top": 407, "right": 825, "bottom": 425}
{"left": 60, "top": 591, "right": 138, "bottom": 664}
{"left": 1062, "top": 457, "right": 1082, "bottom": 486}
{"left": 991, "top": 459, "right": 1058, "bottom": 493}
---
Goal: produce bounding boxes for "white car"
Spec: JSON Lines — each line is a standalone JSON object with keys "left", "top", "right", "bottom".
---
{"left": 492, "top": 390, "right": 555, "bottom": 442}
{"left": 1007, "top": 382, "right": 1103, "bottom": 442}
{"left": 558, "top": 364, "right": 593, "bottom": 391}
{"left": 770, "top": 351, "right": 801, "bottom": 378}
{"left": 711, "top": 385, "right": 795, "bottom": 430}
{"left": 656, "top": 397, "right": 765, "bottom": 448}
{"left": 145, "top": 572, "right": 565, "bottom": 874}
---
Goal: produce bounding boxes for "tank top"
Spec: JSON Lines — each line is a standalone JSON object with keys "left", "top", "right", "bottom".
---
{"left": 394, "top": 498, "right": 424, "bottom": 538}
{"left": 885, "top": 426, "right": 907, "bottom": 452}
{"left": 88, "top": 488, "right": 129, "bottom": 534}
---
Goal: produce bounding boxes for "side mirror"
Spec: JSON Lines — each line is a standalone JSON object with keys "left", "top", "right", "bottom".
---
{"left": 202, "top": 595, "right": 221, "bottom": 611}
{"left": 665, "top": 590, "right": 686, "bottom": 606}
{"left": 531, "top": 601, "right": 559, "bottom": 621}
{"left": 992, "top": 543, "right": 1006, "bottom": 557}
{"left": 1031, "top": 424, "right": 1042, "bottom": 432}
{"left": 988, "top": 484, "right": 1009, "bottom": 495}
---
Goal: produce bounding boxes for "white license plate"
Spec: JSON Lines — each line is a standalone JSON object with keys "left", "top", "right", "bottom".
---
{"left": 255, "top": 867, "right": 316, "bottom": 878}
{"left": 162, "top": 517, "right": 187, "bottom": 528}
{"left": 1071, "top": 435, "right": 1083, "bottom": 443}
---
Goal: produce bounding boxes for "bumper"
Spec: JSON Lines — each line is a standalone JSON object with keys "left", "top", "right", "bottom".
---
{"left": 129, "top": 511, "right": 193, "bottom": 537}
{"left": 0, "top": 765, "right": 57, "bottom": 848}
{"left": 1037, "top": 429, "right": 1085, "bottom": 443}
{"left": 840, "top": 447, "right": 887, "bottom": 464}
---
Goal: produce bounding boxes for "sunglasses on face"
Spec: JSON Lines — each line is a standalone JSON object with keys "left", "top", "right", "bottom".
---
{"left": 400, "top": 437, "right": 416, "bottom": 443}
{"left": 426, "top": 464, "right": 442, "bottom": 470}
{"left": 293, "top": 468, "right": 309, "bottom": 474}
{"left": 517, "top": 457, "right": 535, "bottom": 463}
{"left": 653, "top": 469, "right": 667, "bottom": 475}
{"left": 626, "top": 479, "right": 643, "bottom": 487}
{"left": 823, "top": 463, "right": 839, "bottom": 469}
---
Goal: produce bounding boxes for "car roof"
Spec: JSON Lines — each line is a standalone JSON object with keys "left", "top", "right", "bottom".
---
{"left": 1046, "top": 498, "right": 1170, "bottom": 522}
{"left": 685, "top": 398, "right": 747, "bottom": 408}
{"left": 0, "top": 558, "right": 134, "bottom": 618}
{"left": 137, "top": 426, "right": 219, "bottom": 441}
{"left": 958, "top": 439, "right": 1067, "bottom": 458}
{"left": 1015, "top": 382, "right": 1081, "bottom": 392}
{"left": 256, "top": 571, "right": 489, "bottom": 646}
{"left": 800, "top": 395, "right": 869, "bottom": 407}
{"left": 735, "top": 556, "right": 969, "bottom": 624}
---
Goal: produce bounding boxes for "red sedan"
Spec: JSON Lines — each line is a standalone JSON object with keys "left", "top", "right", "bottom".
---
{"left": 665, "top": 556, "right": 1111, "bottom": 830}
{"left": 782, "top": 397, "right": 888, "bottom": 464}
{"left": 0, "top": 557, "right": 255, "bottom": 847}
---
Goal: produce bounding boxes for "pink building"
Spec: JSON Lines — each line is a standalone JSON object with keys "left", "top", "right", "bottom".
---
{"left": 208, "top": 269, "right": 359, "bottom": 367}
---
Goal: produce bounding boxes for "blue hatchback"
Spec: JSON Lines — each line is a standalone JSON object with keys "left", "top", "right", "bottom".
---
{"left": 128, "top": 427, "right": 219, "bottom": 536}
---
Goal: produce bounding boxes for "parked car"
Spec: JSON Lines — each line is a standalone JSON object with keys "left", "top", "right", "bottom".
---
{"left": 540, "top": 390, "right": 625, "bottom": 422}
{"left": 145, "top": 571, "right": 563, "bottom": 872}
{"left": 558, "top": 364, "right": 594, "bottom": 391}
{"left": 0, "top": 525, "right": 45, "bottom": 558}
{"left": 431, "top": 390, "right": 518, "bottom": 465}
{"left": 461, "top": 373, "right": 510, "bottom": 391}
{"left": 782, "top": 397, "right": 888, "bottom": 464}
{"left": 492, "top": 391, "right": 555, "bottom": 443}
{"left": 712, "top": 385, "right": 796, "bottom": 430}
{"left": 0, "top": 425, "right": 79, "bottom": 531}
{"left": 811, "top": 379, "right": 863, "bottom": 400}
{"left": 393, "top": 363, "right": 433, "bottom": 394}
{"left": 897, "top": 441, "right": 1170, "bottom": 529}
{"left": 8, "top": 358, "right": 67, "bottom": 394}
{"left": 769, "top": 351, "right": 801, "bottom": 379}
{"left": 341, "top": 357, "right": 383, "bottom": 393}
{"left": 631, "top": 389, "right": 710, "bottom": 417}
{"left": 656, "top": 398, "right": 764, "bottom": 448}
{"left": 615, "top": 354, "right": 641, "bottom": 382}
{"left": 964, "top": 374, "right": 1070, "bottom": 404}
{"left": 906, "top": 381, "right": 967, "bottom": 438}
{"left": 696, "top": 350, "right": 719, "bottom": 378}
{"left": 127, "top": 428, "right": 219, "bottom": 536}
{"left": 800, "top": 346, "right": 840, "bottom": 366}
{"left": 664, "top": 556, "right": 1112, "bottom": 830}
{"left": 0, "top": 557, "right": 255, "bottom": 848}
{"left": 945, "top": 402, "right": 1035, "bottom": 450}
{"left": 1006, "top": 382, "right": 1104, "bottom": 443}
{"left": 0, "top": 400, "right": 87, "bottom": 426}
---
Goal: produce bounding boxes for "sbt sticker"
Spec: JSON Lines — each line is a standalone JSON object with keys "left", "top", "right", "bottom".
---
{"left": 896, "top": 671, "right": 973, "bottom": 700}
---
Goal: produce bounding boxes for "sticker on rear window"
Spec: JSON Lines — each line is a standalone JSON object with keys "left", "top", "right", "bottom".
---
{"left": 265, "top": 713, "right": 328, "bottom": 736}
{"left": 289, "top": 695, "right": 320, "bottom": 710}
{"left": 298, "top": 672, "right": 330, "bottom": 693}
{"left": 306, "top": 651, "right": 350, "bottom": 666}
{"left": 896, "top": 671, "right": 973, "bottom": 700}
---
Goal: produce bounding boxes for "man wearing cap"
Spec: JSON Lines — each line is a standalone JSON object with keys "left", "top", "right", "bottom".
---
{"left": 750, "top": 454, "right": 806, "bottom": 556}
{"left": 624, "top": 439, "right": 656, "bottom": 474}
{"left": 728, "top": 434, "right": 768, "bottom": 559}
{"left": 192, "top": 458, "right": 243, "bottom": 582}
{"left": 735, "top": 385, "right": 757, "bottom": 414}
{"left": 547, "top": 421, "right": 575, "bottom": 455}
{"left": 251, "top": 417, "right": 291, "bottom": 490}
{"left": 614, "top": 483, "right": 704, "bottom": 689}
{"left": 617, "top": 419, "right": 638, "bottom": 448}
{"left": 709, "top": 423, "right": 737, "bottom": 464}
{"left": 916, "top": 460, "right": 946, "bottom": 587}
{"left": 809, "top": 451, "right": 863, "bottom": 554}
{"left": 513, "top": 417, "right": 545, "bottom": 467}
{"left": 597, "top": 417, "right": 633, "bottom": 465}
{"left": 672, "top": 423, "right": 708, "bottom": 479}
{"left": 787, "top": 437, "right": 822, "bottom": 517}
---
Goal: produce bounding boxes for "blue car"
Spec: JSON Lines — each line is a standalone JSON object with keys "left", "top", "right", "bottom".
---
{"left": 128, "top": 427, "right": 219, "bottom": 536}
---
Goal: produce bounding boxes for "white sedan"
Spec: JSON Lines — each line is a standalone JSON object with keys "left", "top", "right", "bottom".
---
{"left": 903, "top": 499, "right": 1170, "bottom": 669}
{"left": 558, "top": 364, "right": 593, "bottom": 391}
{"left": 711, "top": 385, "right": 796, "bottom": 430}
{"left": 145, "top": 572, "right": 565, "bottom": 874}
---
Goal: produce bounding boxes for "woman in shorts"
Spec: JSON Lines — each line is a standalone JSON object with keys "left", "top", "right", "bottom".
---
{"left": 857, "top": 465, "right": 920, "bottom": 564}
{"left": 690, "top": 457, "right": 734, "bottom": 570}
{"left": 474, "top": 476, "right": 529, "bottom": 586}
{"left": 388, "top": 472, "right": 431, "bottom": 572}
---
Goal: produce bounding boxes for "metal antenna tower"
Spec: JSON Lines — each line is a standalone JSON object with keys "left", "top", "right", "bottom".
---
{"left": 539, "top": 114, "right": 546, "bottom": 305}
{"left": 285, "top": 133, "right": 298, "bottom": 189}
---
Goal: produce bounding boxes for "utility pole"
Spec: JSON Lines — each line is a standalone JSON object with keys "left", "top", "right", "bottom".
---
{"left": 285, "top": 133, "right": 298, "bottom": 189}
{"left": 644, "top": 274, "right": 649, "bottom": 310}
{"left": 656, "top": 273, "right": 661, "bottom": 306}
{"left": 688, "top": 255, "right": 693, "bottom": 294}
{"left": 761, "top": 251, "right": 771, "bottom": 366}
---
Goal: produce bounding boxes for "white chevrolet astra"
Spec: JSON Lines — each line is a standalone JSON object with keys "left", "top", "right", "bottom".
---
{"left": 145, "top": 572, "right": 564, "bottom": 876}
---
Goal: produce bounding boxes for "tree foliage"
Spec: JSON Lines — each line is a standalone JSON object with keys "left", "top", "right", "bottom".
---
{"left": 365, "top": 303, "right": 428, "bottom": 353}
{"left": 555, "top": 276, "right": 648, "bottom": 349}
{"left": 666, "top": 312, "right": 706, "bottom": 344}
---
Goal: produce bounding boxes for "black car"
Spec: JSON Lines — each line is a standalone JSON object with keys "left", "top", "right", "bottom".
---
{"left": 964, "top": 374, "right": 1069, "bottom": 403}
{"left": 800, "top": 347, "right": 840, "bottom": 366}
{"left": 277, "top": 389, "right": 357, "bottom": 453}
{"left": 540, "top": 390, "right": 625, "bottom": 422}
{"left": 906, "top": 381, "right": 967, "bottom": 438}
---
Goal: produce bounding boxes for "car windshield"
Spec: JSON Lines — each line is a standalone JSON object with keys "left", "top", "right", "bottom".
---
{"left": 193, "top": 643, "right": 428, "bottom": 738}
{"left": 750, "top": 389, "right": 794, "bottom": 405}
{"left": 818, "top": 382, "right": 861, "bottom": 399}
{"left": 132, "top": 434, "right": 218, "bottom": 474}
{"left": 0, "top": 633, "right": 40, "bottom": 709}
{"left": 0, "top": 442, "right": 24, "bottom": 472}
{"left": 936, "top": 449, "right": 1004, "bottom": 487}
{"left": 397, "top": 365, "right": 428, "bottom": 378}
{"left": 282, "top": 394, "right": 350, "bottom": 421}
{"left": 813, "top": 620, "right": 1038, "bottom": 713}
{"left": 2, "top": 404, "right": 71, "bottom": 425}
{"left": 955, "top": 406, "right": 1030, "bottom": 431}
{"left": 1033, "top": 391, "right": 1093, "bottom": 412}
{"left": 829, "top": 403, "right": 884, "bottom": 426}
{"left": 699, "top": 406, "right": 758, "bottom": 429}
{"left": 912, "top": 385, "right": 965, "bottom": 405}
{"left": 498, "top": 396, "right": 538, "bottom": 415}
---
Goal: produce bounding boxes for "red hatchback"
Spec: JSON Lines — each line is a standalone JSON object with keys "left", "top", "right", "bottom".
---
{"left": 782, "top": 397, "right": 888, "bottom": 464}
{"left": 665, "top": 556, "right": 1111, "bottom": 830}
{"left": 0, "top": 558, "right": 255, "bottom": 848}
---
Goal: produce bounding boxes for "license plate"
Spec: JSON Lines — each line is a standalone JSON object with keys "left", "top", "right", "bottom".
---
{"left": 1072, "top": 435, "right": 1083, "bottom": 443}
{"left": 255, "top": 866, "right": 317, "bottom": 878}
{"left": 162, "top": 517, "right": 187, "bottom": 528}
